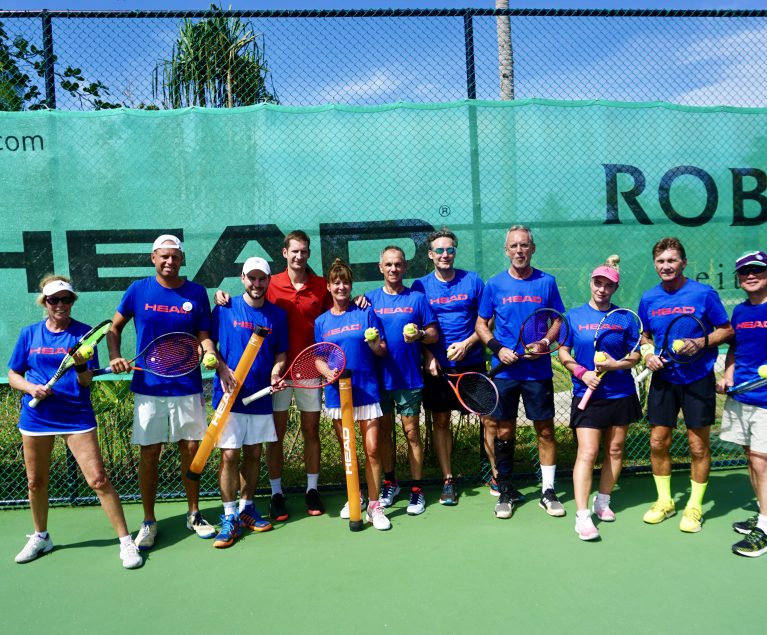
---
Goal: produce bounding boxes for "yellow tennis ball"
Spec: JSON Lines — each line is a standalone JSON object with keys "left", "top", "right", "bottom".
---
{"left": 672, "top": 339, "right": 685, "bottom": 353}
{"left": 403, "top": 323, "right": 418, "bottom": 336}
{"left": 79, "top": 344, "right": 94, "bottom": 360}
{"left": 364, "top": 327, "right": 379, "bottom": 342}
{"left": 446, "top": 344, "right": 458, "bottom": 360}
{"left": 202, "top": 353, "right": 217, "bottom": 369}
{"left": 594, "top": 352, "right": 607, "bottom": 363}
{"left": 759, "top": 365, "right": 767, "bottom": 379}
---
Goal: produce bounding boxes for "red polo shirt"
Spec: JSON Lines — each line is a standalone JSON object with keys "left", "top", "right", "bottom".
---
{"left": 266, "top": 270, "right": 332, "bottom": 363}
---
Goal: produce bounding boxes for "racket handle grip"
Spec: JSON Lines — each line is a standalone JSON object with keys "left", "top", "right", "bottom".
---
{"left": 635, "top": 367, "right": 651, "bottom": 383}
{"left": 241, "top": 385, "right": 273, "bottom": 406}
{"left": 487, "top": 363, "right": 506, "bottom": 379}
{"left": 91, "top": 367, "right": 115, "bottom": 377}
{"left": 577, "top": 388, "right": 594, "bottom": 411}
{"left": 29, "top": 396, "right": 41, "bottom": 408}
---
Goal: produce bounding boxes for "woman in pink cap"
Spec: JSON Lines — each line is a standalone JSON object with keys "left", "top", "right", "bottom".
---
{"left": 558, "top": 257, "right": 643, "bottom": 540}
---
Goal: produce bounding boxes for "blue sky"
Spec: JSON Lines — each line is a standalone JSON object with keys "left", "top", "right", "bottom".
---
{"left": 5, "top": 1, "right": 767, "bottom": 11}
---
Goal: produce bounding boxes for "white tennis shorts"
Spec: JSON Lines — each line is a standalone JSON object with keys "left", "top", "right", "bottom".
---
{"left": 720, "top": 397, "right": 767, "bottom": 454}
{"left": 216, "top": 412, "right": 278, "bottom": 449}
{"left": 132, "top": 393, "right": 207, "bottom": 445}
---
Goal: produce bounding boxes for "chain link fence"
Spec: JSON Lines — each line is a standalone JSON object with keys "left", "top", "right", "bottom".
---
{"left": 1, "top": 7, "right": 763, "bottom": 506}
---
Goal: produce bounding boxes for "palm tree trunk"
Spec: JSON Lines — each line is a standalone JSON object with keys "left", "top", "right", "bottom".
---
{"left": 496, "top": 0, "right": 514, "bottom": 100}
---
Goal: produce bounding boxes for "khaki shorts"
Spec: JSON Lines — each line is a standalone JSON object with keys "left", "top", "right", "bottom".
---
{"left": 720, "top": 397, "right": 767, "bottom": 453}
{"left": 216, "top": 412, "right": 277, "bottom": 449}
{"left": 272, "top": 385, "right": 322, "bottom": 413}
{"left": 132, "top": 393, "right": 207, "bottom": 445}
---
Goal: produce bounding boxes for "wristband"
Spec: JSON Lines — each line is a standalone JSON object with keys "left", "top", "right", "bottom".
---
{"left": 487, "top": 338, "right": 504, "bottom": 355}
{"left": 572, "top": 364, "right": 587, "bottom": 380}
{"left": 75, "top": 364, "right": 89, "bottom": 373}
{"left": 640, "top": 343, "right": 655, "bottom": 359}
{"left": 542, "top": 338, "right": 551, "bottom": 347}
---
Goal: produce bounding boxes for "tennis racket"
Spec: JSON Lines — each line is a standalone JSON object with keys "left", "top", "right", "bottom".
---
{"left": 92, "top": 331, "right": 203, "bottom": 378}
{"left": 577, "top": 308, "right": 643, "bottom": 410}
{"left": 635, "top": 313, "right": 709, "bottom": 383}
{"left": 727, "top": 376, "right": 767, "bottom": 396}
{"left": 488, "top": 307, "right": 569, "bottom": 379}
{"left": 29, "top": 319, "right": 112, "bottom": 408}
{"left": 441, "top": 370, "right": 499, "bottom": 416}
{"left": 241, "top": 342, "right": 346, "bottom": 405}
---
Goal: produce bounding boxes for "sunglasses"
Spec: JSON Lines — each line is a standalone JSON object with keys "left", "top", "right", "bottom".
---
{"left": 45, "top": 295, "right": 75, "bottom": 305}
{"left": 737, "top": 265, "right": 767, "bottom": 276}
{"left": 431, "top": 247, "right": 456, "bottom": 255}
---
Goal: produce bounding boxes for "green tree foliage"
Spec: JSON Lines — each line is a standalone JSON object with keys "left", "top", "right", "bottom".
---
{"left": 154, "top": 5, "right": 277, "bottom": 109}
{"left": 0, "top": 20, "right": 120, "bottom": 111}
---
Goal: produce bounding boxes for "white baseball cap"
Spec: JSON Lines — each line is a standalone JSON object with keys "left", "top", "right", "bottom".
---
{"left": 242, "top": 257, "right": 271, "bottom": 276}
{"left": 152, "top": 234, "right": 184, "bottom": 252}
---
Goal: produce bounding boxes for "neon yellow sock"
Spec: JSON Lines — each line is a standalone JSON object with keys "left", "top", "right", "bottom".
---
{"left": 687, "top": 479, "right": 707, "bottom": 510}
{"left": 653, "top": 474, "right": 672, "bottom": 503}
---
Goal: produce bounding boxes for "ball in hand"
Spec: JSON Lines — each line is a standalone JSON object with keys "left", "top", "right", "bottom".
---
{"left": 403, "top": 323, "right": 418, "bottom": 337}
{"left": 446, "top": 344, "right": 458, "bottom": 361}
{"left": 594, "top": 352, "right": 607, "bottom": 363}
{"left": 364, "top": 327, "right": 379, "bottom": 342}
{"left": 672, "top": 339, "right": 685, "bottom": 353}
{"left": 202, "top": 353, "right": 218, "bottom": 369}
{"left": 79, "top": 344, "right": 94, "bottom": 360}
{"left": 759, "top": 364, "right": 767, "bottom": 379}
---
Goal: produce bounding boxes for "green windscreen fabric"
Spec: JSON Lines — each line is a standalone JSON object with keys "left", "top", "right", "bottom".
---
{"left": 1, "top": 99, "right": 764, "bottom": 375}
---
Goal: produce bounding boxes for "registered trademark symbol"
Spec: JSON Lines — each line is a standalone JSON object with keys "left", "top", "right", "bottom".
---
{"left": 439, "top": 205, "right": 451, "bottom": 217}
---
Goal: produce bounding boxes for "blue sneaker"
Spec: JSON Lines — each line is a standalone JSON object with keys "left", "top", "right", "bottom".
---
{"left": 213, "top": 514, "right": 241, "bottom": 549}
{"left": 240, "top": 505, "right": 273, "bottom": 533}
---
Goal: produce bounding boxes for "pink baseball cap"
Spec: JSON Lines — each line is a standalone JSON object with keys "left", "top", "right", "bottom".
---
{"left": 591, "top": 265, "right": 620, "bottom": 284}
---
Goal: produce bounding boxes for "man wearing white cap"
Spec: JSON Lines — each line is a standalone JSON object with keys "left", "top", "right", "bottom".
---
{"left": 717, "top": 250, "right": 767, "bottom": 556}
{"left": 208, "top": 257, "right": 288, "bottom": 548}
{"left": 107, "top": 234, "right": 220, "bottom": 550}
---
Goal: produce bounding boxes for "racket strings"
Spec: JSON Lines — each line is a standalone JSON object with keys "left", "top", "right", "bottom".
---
{"left": 291, "top": 343, "right": 345, "bottom": 387}
{"left": 665, "top": 316, "right": 707, "bottom": 363}
{"left": 144, "top": 335, "right": 201, "bottom": 375}
{"left": 522, "top": 310, "right": 568, "bottom": 353}
{"left": 455, "top": 373, "right": 498, "bottom": 416}
{"left": 596, "top": 312, "right": 642, "bottom": 359}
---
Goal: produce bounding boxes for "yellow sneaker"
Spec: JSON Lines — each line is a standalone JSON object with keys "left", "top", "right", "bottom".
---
{"left": 643, "top": 500, "right": 676, "bottom": 524}
{"left": 679, "top": 506, "right": 703, "bottom": 533}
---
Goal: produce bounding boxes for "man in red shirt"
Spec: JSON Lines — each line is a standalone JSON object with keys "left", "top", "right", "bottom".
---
{"left": 217, "top": 231, "right": 331, "bottom": 519}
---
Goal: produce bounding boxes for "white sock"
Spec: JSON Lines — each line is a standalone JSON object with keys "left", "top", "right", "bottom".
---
{"left": 270, "top": 478, "right": 283, "bottom": 496}
{"left": 223, "top": 501, "right": 237, "bottom": 517}
{"left": 596, "top": 492, "right": 611, "bottom": 507}
{"left": 758, "top": 514, "right": 767, "bottom": 533}
{"left": 118, "top": 535, "right": 132, "bottom": 546}
{"left": 541, "top": 464, "right": 556, "bottom": 492}
{"left": 576, "top": 509, "right": 591, "bottom": 520}
{"left": 307, "top": 473, "right": 319, "bottom": 492}
{"left": 239, "top": 498, "right": 251, "bottom": 513}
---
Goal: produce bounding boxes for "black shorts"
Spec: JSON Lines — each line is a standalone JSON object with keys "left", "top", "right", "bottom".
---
{"left": 647, "top": 372, "right": 716, "bottom": 429}
{"left": 422, "top": 361, "right": 487, "bottom": 414}
{"left": 569, "top": 394, "right": 642, "bottom": 430}
{"left": 492, "top": 378, "right": 555, "bottom": 422}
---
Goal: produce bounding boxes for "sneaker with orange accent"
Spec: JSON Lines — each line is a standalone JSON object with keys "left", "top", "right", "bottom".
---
{"left": 305, "top": 489, "right": 325, "bottom": 516}
{"left": 240, "top": 504, "right": 273, "bottom": 532}
{"left": 213, "top": 514, "right": 241, "bottom": 549}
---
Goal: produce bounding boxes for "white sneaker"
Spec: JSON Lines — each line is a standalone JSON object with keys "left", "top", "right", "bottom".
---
{"left": 134, "top": 521, "right": 158, "bottom": 551}
{"left": 15, "top": 533, "right": 53, "bottom": 563}
{"left": 120, "top": 541, "right": 143, "bottom": 569}
{"left": 406, "top": 489, "right": 426, "bottom": 515}
{"left": 340, "top": 494, "right": 367, "bottom": 519}
{"left": 365, "top": 502, "right": 392, "bottom": 531}
{"left": 591, "top": 495, "right": 616, "bottom": 522}
{"left": 379, "top": 480, "right": 400, "bottom": 508}
{"left": 575, "top": 515, "right": 600, "bottom": 541}
{"left": 186, "top": 511, "right": 216, "bottom": 539}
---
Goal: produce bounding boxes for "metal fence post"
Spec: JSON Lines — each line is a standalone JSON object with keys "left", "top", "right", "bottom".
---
{"left": 41, "top": 10, "right": 57, "bottom": 109}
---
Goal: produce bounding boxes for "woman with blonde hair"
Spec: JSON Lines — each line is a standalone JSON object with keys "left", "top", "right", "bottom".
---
{"left": 7, "top": 274, "right": 142, "bottom": 568}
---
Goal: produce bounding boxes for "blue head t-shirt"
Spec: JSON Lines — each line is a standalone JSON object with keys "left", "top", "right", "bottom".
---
{"left": 730, "top": 300, "right": 767, "bottom": 408}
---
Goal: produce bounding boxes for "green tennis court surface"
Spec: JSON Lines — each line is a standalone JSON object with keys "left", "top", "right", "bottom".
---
{"left": 0, "top": 469, "right": 762, "bottom": 635}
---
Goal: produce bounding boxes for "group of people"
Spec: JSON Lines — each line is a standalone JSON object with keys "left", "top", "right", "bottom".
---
{"left": 8, "top": 227, "right": 767, "bottom": 568}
